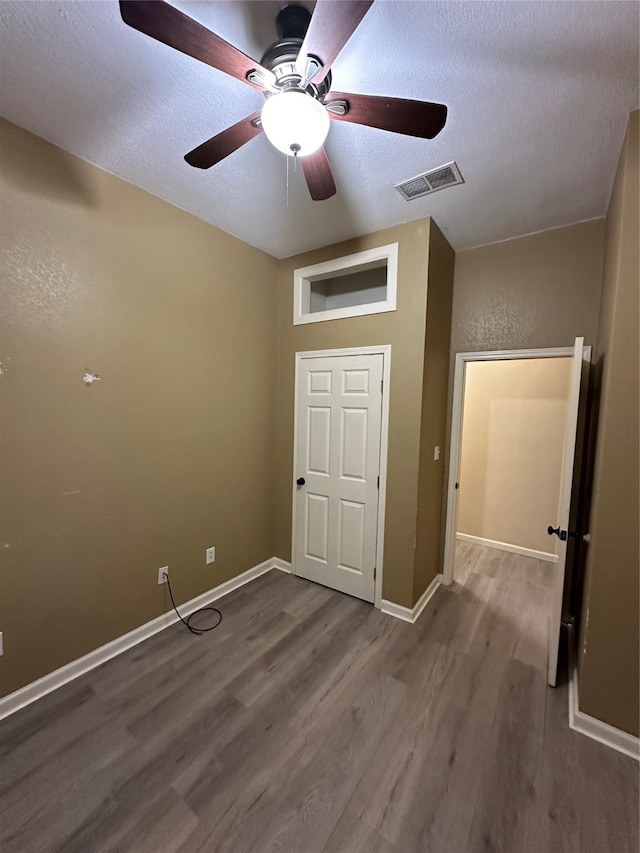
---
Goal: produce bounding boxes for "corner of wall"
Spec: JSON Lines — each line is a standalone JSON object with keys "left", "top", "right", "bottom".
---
{"left": 413, "top": 220, "right": 455, "bottom": 605}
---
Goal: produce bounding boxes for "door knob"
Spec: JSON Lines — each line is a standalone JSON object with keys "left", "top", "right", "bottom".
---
{"left": 548, "top": 525, "right": 579, "bottom": 541}
{"left": 296, "top": 477, "right": 305, "bottom": 486}
{"left": 548, "top": 525, "right": 567, "bottom": 541}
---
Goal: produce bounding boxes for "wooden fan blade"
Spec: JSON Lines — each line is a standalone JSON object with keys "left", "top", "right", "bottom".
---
{"left": 185, "top": 111, "right": 263, "bottom": 169}
{"left": 295, "top": 1, "right": 373, "bottom": 85}
{"left": 119, "top": 1, "right": 274, "bottom": 91}
{"left": 302, "top": 148, "right": 337, "bottom": 200}
{"left": 325, "top": 92, "right": 448, "bottom": 139}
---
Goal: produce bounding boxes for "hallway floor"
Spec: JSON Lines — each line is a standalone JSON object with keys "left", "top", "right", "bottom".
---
{"left": 1, "top": 543, "right": 638, "bottom": 852}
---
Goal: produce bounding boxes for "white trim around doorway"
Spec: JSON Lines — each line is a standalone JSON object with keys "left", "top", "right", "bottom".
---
{"left": 291, "top": 345, "right": 392, "bottom": 610}
{"left": 443, "top": 346, "right": 582, "bottom": 586}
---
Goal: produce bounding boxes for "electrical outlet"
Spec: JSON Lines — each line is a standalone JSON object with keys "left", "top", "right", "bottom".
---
{"left": 206, "top": 546, "right": 216, "bottom": 565}
{"left": 433, "top": 445, "right": 440, "bottom": 461}
{"left": 158, "top": 566, "right": 168, "bottom": 585}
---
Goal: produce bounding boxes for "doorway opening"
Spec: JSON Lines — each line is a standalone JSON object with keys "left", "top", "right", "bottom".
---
{"left": 443, "top": 341, "right": 590, "bottom": 686}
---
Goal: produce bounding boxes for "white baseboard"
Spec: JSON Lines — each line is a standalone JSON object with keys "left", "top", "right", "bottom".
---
{"left": 456, "top": 532, "right": 558, "bottom": 563}
{"left": 568, "top": 629, "right": 639, "bottom": 761}
{"left": 273, "top": 558, "right": 292, "bottom": 573}
{"left": 0, "top": 556, "right": 283, "bottom": 722}
{"left": 381, "top": 574, "right": 442, "bottom": 624}
{"left": 379, "top": 599, "right": 414, "bottom": 622}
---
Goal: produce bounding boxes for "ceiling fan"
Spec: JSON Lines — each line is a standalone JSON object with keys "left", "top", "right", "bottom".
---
{"left": 119, "top": 0, "right": 448, "bottom": 200}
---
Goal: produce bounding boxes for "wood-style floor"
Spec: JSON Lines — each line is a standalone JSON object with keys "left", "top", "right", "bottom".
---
{"left": 1, "top": 542, "right": 638, "bottom": 853}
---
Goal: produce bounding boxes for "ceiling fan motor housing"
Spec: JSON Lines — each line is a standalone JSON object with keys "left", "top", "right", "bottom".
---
{"left": 260, "top": 4, "right": 331, "bottom": 99}
{"left": 275, "top": 4, "right": 310, "bottom": 40}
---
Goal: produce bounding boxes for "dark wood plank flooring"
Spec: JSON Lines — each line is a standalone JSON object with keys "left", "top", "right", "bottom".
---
{"left": 1, "top": 542, "right": 638, "bottom": 852}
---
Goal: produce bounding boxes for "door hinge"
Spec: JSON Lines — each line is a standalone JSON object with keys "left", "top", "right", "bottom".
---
{"left": 377, "top": 476, "right": 380, "bottom": 489}
{"left": 381, "top": 379, "right": 383, "bottom": 393}
{"left": 374, "top": 566, "right": 377, "bottom": 580}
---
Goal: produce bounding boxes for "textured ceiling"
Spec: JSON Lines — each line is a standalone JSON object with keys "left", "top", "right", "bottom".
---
{"left": 1, "top": 1, "right": 638, "bottom": 258}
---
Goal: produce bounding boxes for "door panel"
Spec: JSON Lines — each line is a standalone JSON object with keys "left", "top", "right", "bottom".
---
{"left": 294, "top": 353, "right": 383, "bottom": 602}
{"left": 341, "top": 408, "right": 368, "bottom": 480}
{"left": 342, "top": 369, "right": 370, "bottom": 394}
{"left": 305, "top": 493, "right": 329, "bottom": 563}
{"left": 307, "top": 408, "right": 331, "bottom": 474}
{"left": 308, "top": 370, "right": 332, "bottom": 394}
{"left": 547, "top": 337, "right": 588, "bottom": 686}
{"left": 338, "top": 499, "right": 366, "bottom": 572}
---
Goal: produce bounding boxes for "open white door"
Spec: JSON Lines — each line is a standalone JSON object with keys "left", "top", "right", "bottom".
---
{"left": 547, "top": 337, "right": 588, "bottom": 686}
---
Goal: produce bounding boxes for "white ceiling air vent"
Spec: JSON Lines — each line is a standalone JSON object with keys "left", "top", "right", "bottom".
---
{"left": 395, "top": 161, "right": 464, "bottom": 201}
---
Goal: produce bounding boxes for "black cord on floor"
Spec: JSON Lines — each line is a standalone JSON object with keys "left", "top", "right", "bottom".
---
{"left": 164, "top": 572, "right": 222, "bottom": 636}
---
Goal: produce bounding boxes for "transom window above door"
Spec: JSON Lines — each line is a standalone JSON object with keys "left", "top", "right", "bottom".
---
{"left": 293, "top": 243, "right": 398, "bottom": 326}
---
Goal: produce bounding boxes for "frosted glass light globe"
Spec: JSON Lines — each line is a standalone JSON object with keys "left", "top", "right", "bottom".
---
{"left": 261, "top": 90, "right": 330, "bottom": 157}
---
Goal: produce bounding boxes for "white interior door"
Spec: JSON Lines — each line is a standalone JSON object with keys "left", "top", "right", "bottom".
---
{"left": 547, "top": 336, "right": 588, "bottom": 686}
{"left": 293, "top": 353, "right": 383, "bottom": 602}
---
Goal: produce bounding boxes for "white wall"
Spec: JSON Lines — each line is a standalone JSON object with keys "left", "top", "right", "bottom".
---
{"left": 457, "top": 358, "right": 571, "bottom": 555}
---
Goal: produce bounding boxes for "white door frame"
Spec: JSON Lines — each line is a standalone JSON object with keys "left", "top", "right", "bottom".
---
{"left": 442, "top": 345, "right": 591, "bottom": 586}
{"left": 292, "top": 345, "right": 391, "bottom": 609}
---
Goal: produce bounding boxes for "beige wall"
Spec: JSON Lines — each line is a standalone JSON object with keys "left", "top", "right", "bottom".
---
{"left": 457, "top": 358, "right": 571, "bottom": 554}
{"left": 0, "top": 119, "right": 278, "bottom": 698}
{"left": 451, "top": 219, "right": 605, "bottom": 356}
{"left": 274, "top": 220, "right": 432, "bottom": 608}
{"left": 578, "top": 111, "right": 639, "bottom": 736}
{"left": 414, "top": 222, "right": 455, "bottom": 602}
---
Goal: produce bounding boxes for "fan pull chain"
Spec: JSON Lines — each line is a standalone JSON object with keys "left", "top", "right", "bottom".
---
{"left": 286, "top": 147, "right": 300, "bottom": 208}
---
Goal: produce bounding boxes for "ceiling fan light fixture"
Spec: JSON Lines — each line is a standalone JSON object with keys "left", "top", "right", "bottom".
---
{"left": 261, "top": 90, "right": 330, "bottom": 157}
